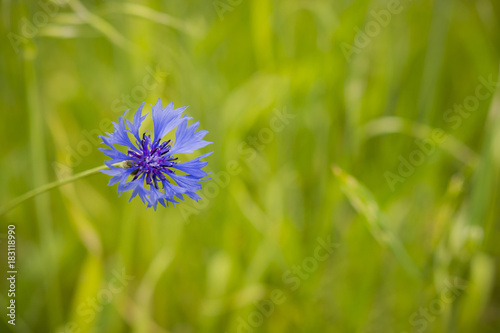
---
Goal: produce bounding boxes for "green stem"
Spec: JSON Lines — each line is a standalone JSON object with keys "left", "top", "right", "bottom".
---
{"left": 0, "top": 164, "right": 108, "bottom": 216}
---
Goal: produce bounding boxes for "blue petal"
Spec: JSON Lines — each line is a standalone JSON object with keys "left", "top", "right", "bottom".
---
{"left": 161, "top": 179, "right": 185, "bottom": 204}
{"left": 169, "top": 118, "right": 212, "bottom": 155}
{"left": 119, "top": 175, "right": 150, "bottom": 204}
{"left": 148, "top": 186, "right": 166, "bottom": 210}
{"left": 105, "top": 111, "right": 137, "bottom": 150}
{"left": 125, "top": 102, "right": 147, "bottom": 142}
{"left": 169, "top": 173, "right": 204, "bottom": 193}
{"left": 171, "top": 152, "right": 213, "bottom": 178}
{"left": 100, "top": 167, "right": 135, "bottom": 186}
{"left": 152, "top": 98, "right": 189, "bottom": 142}
{"left": 98, "top": 146, "right": 132, "bottom": 163}
{"left": 182, "top": 191, "right": 202, "bottom": 201}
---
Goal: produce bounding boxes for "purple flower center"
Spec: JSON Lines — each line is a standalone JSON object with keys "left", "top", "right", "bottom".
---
{"left": 127, "top": 133, "right": 178, "bottom": 189}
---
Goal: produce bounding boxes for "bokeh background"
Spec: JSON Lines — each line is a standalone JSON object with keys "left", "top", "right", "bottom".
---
{"left": 1, "top": 0, "right": 500, "bottom": 332}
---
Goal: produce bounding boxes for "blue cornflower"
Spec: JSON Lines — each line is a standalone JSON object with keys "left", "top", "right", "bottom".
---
{"left": 99, "top": 99, "right": 212, "bottom": 209}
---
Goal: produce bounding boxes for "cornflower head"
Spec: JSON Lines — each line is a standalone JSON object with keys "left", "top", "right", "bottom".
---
{"left": 99, "top": 98, "right": 212, "bottom": 209}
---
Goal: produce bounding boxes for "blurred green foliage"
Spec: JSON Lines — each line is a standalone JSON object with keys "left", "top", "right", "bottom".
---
{"left": 1, "top": 0, "right": 500, "bottom": 332}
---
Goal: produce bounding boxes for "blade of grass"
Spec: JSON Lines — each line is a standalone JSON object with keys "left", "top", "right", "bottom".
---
{"left": 101, "top": 2, "right": 202, "bottom": 37}
{"left": 359, "top": 116, "right": 479, "bottom": 167}
{"left": 332, "top": 165, "right": 421, "bottom": 279}
{"left": 66, "top": 0, "right": 135, "bottom": 52}
{"left": 25, "top": 53, "right": 64, "bottom": 328}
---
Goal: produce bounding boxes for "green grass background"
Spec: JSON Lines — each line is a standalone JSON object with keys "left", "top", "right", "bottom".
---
{"left": 1, "top": 0, "right": 500, "bottom": 332}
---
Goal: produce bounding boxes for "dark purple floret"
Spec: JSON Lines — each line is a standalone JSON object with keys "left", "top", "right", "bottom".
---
{"left": 128, "top": 134, "right": 178, "bottom": 189}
